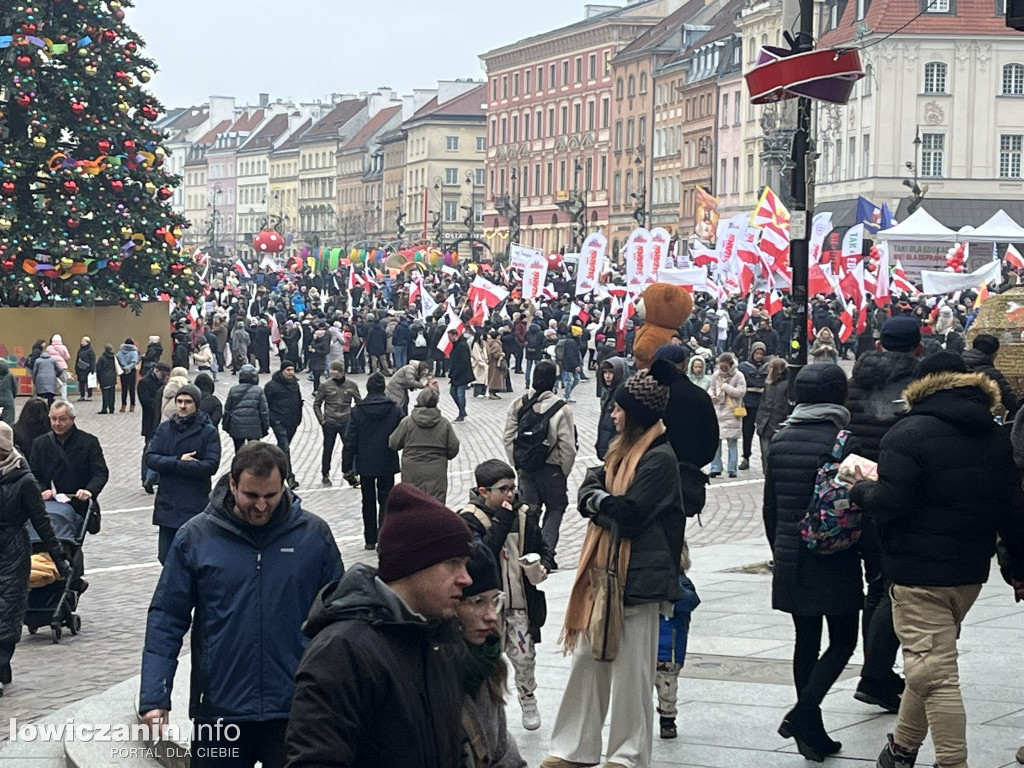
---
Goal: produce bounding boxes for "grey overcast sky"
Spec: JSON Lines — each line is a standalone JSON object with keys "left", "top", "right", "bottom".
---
{"left": 128, "top": 0, "right": 593, "bottom": 109}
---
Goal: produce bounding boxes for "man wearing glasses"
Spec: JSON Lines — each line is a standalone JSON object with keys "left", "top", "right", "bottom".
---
{"left": 461, "top": 459, "right": 555, "bottom": 732}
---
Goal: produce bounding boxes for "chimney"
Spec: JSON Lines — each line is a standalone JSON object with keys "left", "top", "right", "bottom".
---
{"left": 259, "top": 92, "right": 269, "bottom": 107}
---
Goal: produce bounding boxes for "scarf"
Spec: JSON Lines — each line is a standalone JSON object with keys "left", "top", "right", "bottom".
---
{"left": 0, "top": 447, "right": 26, "bottom": 478}
{"left": 461, "top": 634, "right": 502, "bottom": 695}
{"left": 782, "top": 402, "right": 851, "bottom": 429}
{"left": 559, "top": 421, "right": 666, "bottom": 654}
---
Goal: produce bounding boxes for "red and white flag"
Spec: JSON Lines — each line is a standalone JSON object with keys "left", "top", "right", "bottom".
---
{"left": 469, "top": 275, "right": 510, "bottom": 308}
{"left": 838, "top": 302, "right": 855, "bottom": 343}
{"left": 1006, "top": 244, "right": 1024, "bottom": 270}
{"left": 618, "top": 297, "right": 636, "bottom": 331}
{"left": 542, "top": 283, "right": 557, "bottom": 300}
{"left": 765, "top": 289, "right": 783, "bottom": 317}
{"left": 739, "top": 284, "right": 758, "bottom": 327}
{"left": 873, "top": 241, "right": 891, "bottom": 308}
{"left": 436, "top": 307, "right": 466, "bottom": 356}
{"left": 569, "top": 302, "right": 590, "bottom": 324}
{"left": 750, "top": 186, "right": 790, "bottom": 231}
{"left": 469, "top": 295, "right": 490, "bottom": 327}
{"left": 408, "top": 275, "right": 421, "bottom": 304}
{"left": 233, "top": 258, "right": 251, "bottom": 279}
{"left": 892, "top": 260, "right": 916, "bottom": 295}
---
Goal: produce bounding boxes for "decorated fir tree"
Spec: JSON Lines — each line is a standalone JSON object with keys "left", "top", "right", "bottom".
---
{"left": 0, "top": 0, "right": 200, "bottom": 311}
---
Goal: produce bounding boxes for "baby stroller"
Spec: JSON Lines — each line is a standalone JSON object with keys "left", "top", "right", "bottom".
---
{"left": 25, "top": 499, "right": 93, "bottom": 644}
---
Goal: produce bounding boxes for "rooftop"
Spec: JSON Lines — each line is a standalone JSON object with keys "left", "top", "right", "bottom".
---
{"left": 820, "top": 0, "right": 1016, "bottom": 46}
{"left": 407, "top": 83, "right": 487, "bottom": 124}
{"left": 301, "top": 99, "right": 366, "bottom": 140}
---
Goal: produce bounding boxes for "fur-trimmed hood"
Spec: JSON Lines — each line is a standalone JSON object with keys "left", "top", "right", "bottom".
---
{"left": 903, "top": 371, "right": 1001, "bottom": 432}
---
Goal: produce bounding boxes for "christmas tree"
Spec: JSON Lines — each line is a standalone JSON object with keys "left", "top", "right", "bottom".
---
{"left": 0, "top": 0, "right": 201, "bottom": 312}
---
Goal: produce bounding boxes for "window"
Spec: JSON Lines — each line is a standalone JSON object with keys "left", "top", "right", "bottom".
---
{"left": 924, "top": 62, "right": 947, "bottom": 93}
{"left": 444, "top": 167, "right": 458, "bottom": 185}
{"left": 732, "top": 157, "right": 739, "bottom": 193}
{"left": 522, "top": 166, "right": 529, "bottom": 195}
{"left": 628, "top": 75, "right": 636, "bottom": 97}
{"left": 615, "top": 121, "right": 623, "bottom": 151}
{"left": 476, "top": 136, "right": 486, "bottom": 152}
{"left": 502, "top": 76, "right": 508, "bottom": 99}
{"left": 474, "top": 168, "right": 485, "bottom": 186}
{"left": 445, "top": 136, "right": 459, "bottom": 151}
{"left": 638, "top": 116, "right": 646, "bottom": 148}
{"left": 849, "top": 137, "right": 857, "bottom": 178}
{"left": 746, "top": 154, "right": 755, "bottom": 192}
{"left": 536, "top": 110, "right": 543, "bottom": 138}
{"left": 613, "top": 173, "right": 622, "bottom": 205}
{"left": 921, "top": 133, "right": 944, "bottom": 176}
{"left": 1003, "top": 63, "right": 1024, "bottom": 95}
{"left": 1000, "top": 135, "right": 1023, "bottom": 177}
{"left": 574, "top": 103, "right": 581, "bottom": 132}
{"left": 625, "top": 171, "right": 633, "bottom": 201}
{"left": 616, "top": 78, "right": 624, "bottom": 99}
{"left": 559, "top": 161, "right": 566, "bottom": 191}
{"left": 490, "top": 119, "right": 497, "bottom": 145}
{"left": 589, "top": 53, "right": 597, "bottom": 80}
{"left": 501, "top": 117, "right": 507, "bottom": 144}
{"left": 601, "top": 97, "right": 610, "bottom": 128}
{"left": 560, "top": 105, "right": 568, "bottom": 134}
{"left": 444, "top": 200, "right": 458, "bottom": 222}
{"left": 639, "top": 72, "right": 648, "bottom": 93}
{"left": 537, "top": 66, "right": 544, "bottom": 91}
{"left": 722, "top": 93, "right": 729, "bottom": 127}
{"left": 546, "top": 163, "right": 553, "bottom": 194}
{"left": 600, "top": 156, "right": 607, "bottom": 189}
{"left": 524, "top": 70, "right": 531, "bottom": 94}
{"left": 924, "top": 0, "right": 951, "bottom": 11}
{"left": 512, "top": 115, "right": 519, "bottom": 141}
{"left": 491, "top": 79, "right": 498, "bottom": 102}
{"left": 835, "top": 138, "right": 843, "bottom": 180}
{"left": 856, "top": 0, "right": 868, "bottom": 18}
{"left": 626, "top": 118, "right": 634, "bottom": 151}
{"left": 604, "top": 50, "right": 612, "bottom": 75}
{"left": 734, "top": 91, "right": 741, "bottom": 124}
{"left": 575, "top": 57, "right": 582, "bottom": 83}
{"left": 549, "top": 63, "right": 556, "bottom": 89}
{"left": 524, "top": 112, "right": 531, "bottom": 140}
{"left": 513, "top": 72, "right": 520, "bottom": 96}
{"left": 721, "top": 159, "right": 728, "bottom": 195}
{"left": 474, "top": 202, "right": 484, "bottom": 223}
{"left": 863, "top": 64, "right": 873, "bottom": 95}
{"left": 562, "top": 60, "right": 569, "bottom": 86}
{"left": 587, "top": 100, "right": 595, "bottom": 131}
{"left": 862, "top": 134, "right": 870, "bottom": 177}
{"left": 548, "top": 107, "right": 555, "bottom": 136}
{"left": 534, "top": 164, "right": 541, "bottom": 196}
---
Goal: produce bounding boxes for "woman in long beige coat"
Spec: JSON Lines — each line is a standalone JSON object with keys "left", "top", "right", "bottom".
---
{"left": 471, "top": 333, "right": 489, "bottom": 398}
{"left": 707, "top": 352, "right": 746, "bottom": 477}
{"left": 485, "top": 329, "right": 506, "bottom": 399}
{"left": 387, "top": 387, "right": 460, "bottom": 502}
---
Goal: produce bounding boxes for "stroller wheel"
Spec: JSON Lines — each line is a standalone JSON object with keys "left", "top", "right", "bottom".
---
{"left": 69, "top": 614, "right": 81, "bottom": 635}
{"left": 51, "top": 625, "right": 62, "bottom": 644}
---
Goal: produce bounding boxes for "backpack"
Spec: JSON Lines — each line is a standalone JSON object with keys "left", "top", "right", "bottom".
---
{"left": 513, "top": 394, "right": 566, "bottom": 472}
{"left": 799, "top": 429, "right": 862, "bottom": 555}
{"left": 413, "top": 330, "right": 427, "bottom": 348}
{"left": 555, "top": 338, "right": 567, "bottom": 367}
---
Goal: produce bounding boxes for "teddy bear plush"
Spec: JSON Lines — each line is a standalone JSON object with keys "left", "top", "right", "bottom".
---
{"left": 632, "top": 283, "right": 694, "bottom": 370}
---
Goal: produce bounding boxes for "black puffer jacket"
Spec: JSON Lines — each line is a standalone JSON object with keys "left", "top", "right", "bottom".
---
{"left": 662, "top": 363, "right": 719, "bottom": 516}
{"left": 264, "top": 370, "right": 303, "bottom": 431}
{"left": 285, "top": 564, "right": 466, "bottom": 768}
{"left": 343, "top": 394, "right": 402, "bottom": 477}
{"left": 763, "top": 407, "right": 863, "bottom": 616}
{"left": 851, "top": 372, "right": 1024, "bottom": 586}
{"left": 223, "top": 371, "right": 270, "bottom": 440}
{"left": 962, "top": 347, "right": 1018, "bottom": 417}
{"left": 845, "top": 350, "right": 917, "bottom": 462}
{"left": 578, "top": 438, "right": 685, "bottom": 605}
{"left": 755, "top": 370, "right": 792, "bottom": 441}
{"left": 0, "top": 462, "right": 66, "bottom": 644}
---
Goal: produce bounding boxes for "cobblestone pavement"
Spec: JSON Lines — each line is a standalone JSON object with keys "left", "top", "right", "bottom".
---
{"left": 0, "top": 363, "right": 770, "bottom": 740}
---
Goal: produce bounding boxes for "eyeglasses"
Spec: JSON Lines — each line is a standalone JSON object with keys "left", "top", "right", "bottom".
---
{"left": 487, "top": 484, "right": 516, "bottom": 494}
{"left": 462, "top": 592, "right": 505, "bottom": 612}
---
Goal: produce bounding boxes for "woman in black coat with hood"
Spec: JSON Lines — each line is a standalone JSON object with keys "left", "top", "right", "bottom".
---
{"left": 763, "top": 364, "right": 862, "bottom": 762}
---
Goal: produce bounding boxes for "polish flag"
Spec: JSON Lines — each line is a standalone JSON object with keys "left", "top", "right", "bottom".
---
{"left": 569, "top": 303, "right": 590, "bottom": 324}
{"left": 892, "top": 260, "right": 916, "bottom": 295}
{"left": 469, "top": 294, "right": 490, "bottom": 327}
{"left": 408, "top": 276, "right": 421, "bottom": 304}
{"left": 765, "top": 289, "right": 783, "bottom": 317}
{"left": 838, "top": 302, "right": 855, "bottom": 342}
{"left": 233, "top": 258, "right": 251, "bottom": 279}
{"left": 436, "top": 307, "right": 466, "bottom": 355}
{"left": 618, "top": 298, "right": 636, "bottom": 332}
{"left": 873, "top": 242, "right": 891, "bottom": 308}
{"left": 739, "top": 284, "right": 758, "bottom": 327}
{"left": 1006, "top": 244, "right": 1024, "bottom": 270}
{"left": 542, "top": 284, "right": 558, "bottom": 300}
{"left": 468, "top": 276, "right": 509, "bottom": 309}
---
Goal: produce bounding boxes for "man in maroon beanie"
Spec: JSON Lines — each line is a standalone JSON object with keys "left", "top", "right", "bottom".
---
{"left": 285, "top": 482, "right": 474, "bottom": 768}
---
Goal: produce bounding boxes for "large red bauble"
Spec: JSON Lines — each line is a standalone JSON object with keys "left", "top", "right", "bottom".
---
{"left": 102, "top": 29, "right": 116, "bottom": 43}
{"left": 15, "top": 55, "right": 32, "bottom": 70}
{"left": 156, "top": 187, "right": 172, "bottom": 200}
{"left": 67, "top": 217, "right": 80, "bottom": 228}
{"left": 170, "top": 263, "right": 184, "bottom": 275}
{"left": 63, "top": 180, "right": 78, "bottom": 194}
{"left": 71, "top": 102, "right": 85, "bottom": 117}
{"left": 97, "top": 139, "right": 111, "bottom": 153}
{"left": 111, "top": 179, "right": 123, "bottom": 192}
{"left": 1, "top": 259, "right": 15, "bottom": 272}
{"left": 123, "top": 139, "right": 135, "bottom": 150}
{"left": 108, "top": 260, "right": 121, "bottom": 272}
{"left": 15, "top": 94, "right": 30, "bottom": 108}
{"left": 1, "top": 181, "right": 14, "bottom": 195}
{"left": 21, "top": 23, "right": 38, "bottom": 35}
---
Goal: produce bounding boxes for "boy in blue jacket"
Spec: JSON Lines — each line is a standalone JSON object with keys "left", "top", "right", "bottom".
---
{"left": 656, "top": 541, "right": 701, "bottom": 739}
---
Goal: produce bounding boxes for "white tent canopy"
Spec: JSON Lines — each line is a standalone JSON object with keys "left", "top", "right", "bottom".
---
{"left": 960, "top": 209, "right": 1024, "bottom": 243}
{"left": 876, "top": 208, "right": 958, "bottom": 243}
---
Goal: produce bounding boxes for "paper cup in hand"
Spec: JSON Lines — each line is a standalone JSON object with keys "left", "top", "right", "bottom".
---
{"left": 519, "top": 553, "right": 545, "bottom": 585}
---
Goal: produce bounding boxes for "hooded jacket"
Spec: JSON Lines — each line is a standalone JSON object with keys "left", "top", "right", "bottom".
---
{"left": 388, "top": 406, "right": 460, "bottom": 502}
{"left": 845, "top": 350, "right": 918, "bottom": 463}
{"left": 46, "top": 338, "right": 71, "bottom": 372}
{"left": 194, "top": 373, "right": 222, "bottom": 429}
{"left": 343, "top": 393, "right": 403, "bottom": 477}
{"left": 32, "top": 351, "right": 61, "bottom": 395}
{"left": 147, "top": 410, "right": 221, "bottom": 528}
{"left": 962, "top": 347, "right": 1018, "bottom": 417}
{"left": 116, "top": 342, "right": 139, "bottom": 373}
{"left": 755, "top": 368, "right": 792, "bottom": 441}
{"left": 139, "top": 475, "right": 343, "bottom": 720}
{"left": 0, "top": 361, "right": 17, "bottom": 426}
{"left": 159, "top": 374, "right": 188, "bottom": 423}
{"left": 686, "top": 356, "right": 712, "bottom": 391}
{"left": 223, "top": 370, "right": 270, "bottom": 440}
{"left": 313, "top": 373, "right": 362, "bottom": 425}
{"left": 661, "top": 362, "right": 720, "bottom": 515}
{"left": 738, "top": 344, "right": 770, "bottom": 408}
{"left": 285, "top": 564, "right": 466, "bottom": 768}
{"left": 596, "top": 357, "right": 627, "bottom": 460}
{"left": 264, "top": 370, "right": 303, "bottom": 431}
{"left": 137, "top": 369, "right": 164, "bottom": 439}
{"left": 708, "top": 356, "right": 746, "bottom": 441}
{"left": 851, "top": 372, "right": 1024, "bottom": 586}
{"left": 141, "top": 338, "right": 164, "bottom": 377}
{"left": 502, "top": 389, "right": 577, "bottom": 477}
{"left": 96, "top": 349, "right": 118, "bottom": 390}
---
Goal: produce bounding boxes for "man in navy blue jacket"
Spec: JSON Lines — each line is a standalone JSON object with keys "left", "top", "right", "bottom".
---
{"left": 139, "top": 442, "right": 343, "bottom": 768}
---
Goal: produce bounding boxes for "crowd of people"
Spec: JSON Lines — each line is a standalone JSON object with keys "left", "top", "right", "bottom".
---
{"left": 3, "top": 257, "right": 1024, "bottom": 768}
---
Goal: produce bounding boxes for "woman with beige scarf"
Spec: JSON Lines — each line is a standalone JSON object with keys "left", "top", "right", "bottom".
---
{"left": 541, "top": 360, "right": 685, "bottom": 768}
